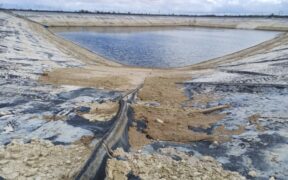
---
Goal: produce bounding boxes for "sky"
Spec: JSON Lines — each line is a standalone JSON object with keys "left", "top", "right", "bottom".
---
{"left": 1, "top": 0, "right": 288, "bottom": 15}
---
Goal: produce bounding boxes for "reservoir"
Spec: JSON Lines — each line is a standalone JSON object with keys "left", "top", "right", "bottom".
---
{"left": 56, "top": 27, "right": 279, "bottom": 68}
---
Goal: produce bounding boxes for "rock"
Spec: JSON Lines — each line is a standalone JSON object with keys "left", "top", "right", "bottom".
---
{"left": 145, "top": 101, "right": 161, "bottom": 107}
{"left": 34, "top": 176, "right": 42, "bottom": 180}
{"left": 248, "top": 170, "right": 257, "bottom": 177}
{"left": 0, "top": 160, "right": 9, "bottom": 165}
{"left": 24, "top": 168, "right": 38, "bottom": 177}
{"left": 155, "top": 118, "right": 164, "bottom": 124}
{"left": 10, "top": 153, "right": 21, "bottom": 159}
{"left": 213, "top": 141, "right": 219, "bottom": 145}
{"left": 65, "top": 160, "right": 71, "bottom": 164}
{"left": 171, "top": 175, "right": 178, "bottom": 179}
{"left": 0, "top": 111, "right": 12, "bottom": 117}
{"left": 269, "top": 176, "right": 276, "bottom": 180}
{"left": 106, "top": 148, "right": 245, "bottom": 180}
{"left": 132, "top": 122, "right": 137, "bottom": 127}
{"left": 3, "top": 124, "right": 14, "bottom": 134}
{"left": 0, "top": 151, "right": 5, "bottom": 158}
{"left": 0, "top": 139, "right": 91, "bottom": 179}
{"left": 193, "top": 172, "right": 202, "bottom": 176}
{"left": 4, "top": 152, "right": 11, "bottom": 159}
{"left": 201, "top": 156, "right": 215, "bottom": 162}
{"left": 106, "top": 159, "right": 131, "bottom": 180}
{"left": 113, "top": 148, "right": 126, "bottom": 158}
{"left": 2, "top": 167, "right": 14, "bottom": 174}
{"left": 25, "top": 160, "right": 36, "bottom": 167}
{"left": 6, "top": 172, "right": 19, "bottom": 179}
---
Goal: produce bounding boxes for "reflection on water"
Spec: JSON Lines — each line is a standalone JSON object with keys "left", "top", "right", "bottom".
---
{"left": 55, "top": 27, "right": 279, "bottom": 68}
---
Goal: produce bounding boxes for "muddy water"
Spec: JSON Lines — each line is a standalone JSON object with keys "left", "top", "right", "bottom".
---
{"left": 55, "top": 27, "right": 278, "bottom": 68}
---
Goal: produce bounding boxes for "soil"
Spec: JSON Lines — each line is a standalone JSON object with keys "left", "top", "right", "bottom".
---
{"left": 129, "top": 76, "right": 241, "bottom": 149}
{"left": 213, "top": 125, "right": 246, "bottom": 138}
{"left": 40, "top": 69, "right": 132, "bottom": 91}
{"left": 248, "top": 114, "right": 265, "bottom": 131}
{"left": 128, "top": 127, "right": 151, "bottom": 150}
{"left": 137, "top": 76, "right": 188, "bottom": 106}
{"left": 79, "top": 101, "right": 119, "bottom": 122}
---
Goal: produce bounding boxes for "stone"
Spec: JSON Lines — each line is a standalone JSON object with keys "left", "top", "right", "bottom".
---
{"left": 0, "top": 139, "right": 91, "bottom": 179}
{"left": 193, "top": 172, "right": 202, "bottom": 176}
{"left": 24, "top": 168, "right": 38, "bottom": 177}
{"left": 113, "top": 148, "right": 126, "bottom": 158}
{"left": 106, "top": 148, "right": 245, "bottom": 180}
{"left": 6, "top": 172, "right": 19, "bottom": 179}
{"left": 132, "top": 122, "right": 137, "bottom": 127}
{"left": 248, "top": 170, "right": 257, "bottom": 177}
{"left": 269, "top": 176, "right": 276, "bottom": 180}
{"left": 155, "top": 118, "right": 164, "bottom": 124}
{"left": 0, "top": 160, "right": 9, "bottom": 165}
{"left": 2, "top": 167, "right": 14, "bottom": 174}
{"left": 66, "top": 160, "right": 71, "bottom": 164}
{"left": 201, "top": 156, "right": 215, "bottom": 162}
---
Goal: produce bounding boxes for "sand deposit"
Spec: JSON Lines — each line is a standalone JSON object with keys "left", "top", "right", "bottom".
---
{"left": 129, "top": 76, "right": 243, "bottom": 149}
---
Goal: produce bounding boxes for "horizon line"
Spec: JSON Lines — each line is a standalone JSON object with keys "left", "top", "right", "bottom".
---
{"left": 1, "top": 8, "right": 288, "bottom": 18}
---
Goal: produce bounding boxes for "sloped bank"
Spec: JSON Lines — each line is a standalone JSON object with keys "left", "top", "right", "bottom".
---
{"left": 13, "top": 10, "right": 288, "bottom": 31}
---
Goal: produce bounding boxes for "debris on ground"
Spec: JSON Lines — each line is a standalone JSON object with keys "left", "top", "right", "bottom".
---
{"left": 106, "top": 148, "right": 245, "bottom": 180}
{"left": 0, "top": 139, "right": 91, "bottom": 180}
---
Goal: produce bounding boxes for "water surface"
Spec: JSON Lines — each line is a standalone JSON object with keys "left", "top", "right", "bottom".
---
{"left": 56, "top": 27, "right": 278, "bottom": 68}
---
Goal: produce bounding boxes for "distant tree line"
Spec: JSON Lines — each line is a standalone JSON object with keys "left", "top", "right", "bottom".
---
{"left": 1, "top": 8, "right": 288, "bottom": 18}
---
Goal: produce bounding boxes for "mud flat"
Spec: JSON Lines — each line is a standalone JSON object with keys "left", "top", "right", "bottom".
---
{"left": 1, "top": 10, "right": 288, "bottom": 179}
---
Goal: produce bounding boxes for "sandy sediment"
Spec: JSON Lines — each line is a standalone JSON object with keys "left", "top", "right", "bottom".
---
{"left": 78, "top": 101, "right": 119, "bottom": 122}
{"left": 129, "top": 76, "right": 244, "bottom": 149}
{"left": 38, "top": 61, "right": 202, "bottom": 91}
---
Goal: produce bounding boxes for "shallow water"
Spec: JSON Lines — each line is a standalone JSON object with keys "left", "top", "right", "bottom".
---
{"left": 56, "top": 27, "right": 279, "bottom": 68}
